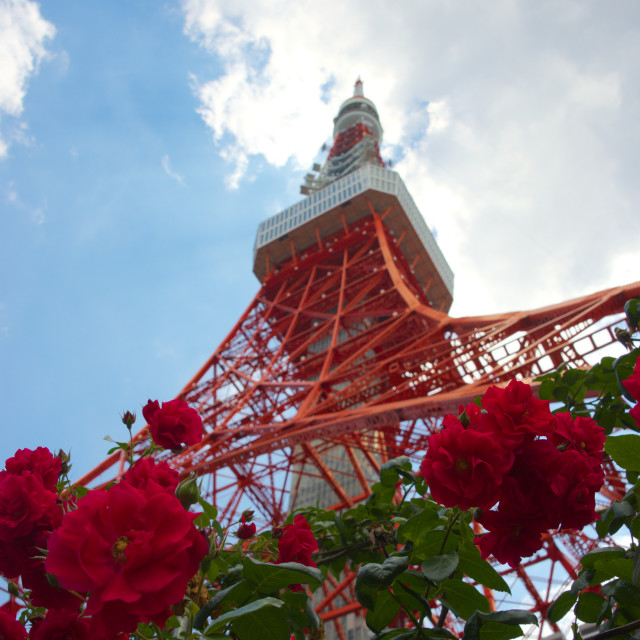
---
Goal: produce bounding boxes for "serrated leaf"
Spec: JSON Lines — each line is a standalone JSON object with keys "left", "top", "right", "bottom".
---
{"left": 355, "top": 557, "right": 410, "bottom": 610}
{"left": 242, "top": 556, "right": 323, "bottom": 592}
{"left": 421, "top": 551, "right": 458, "bottom": 582}
{"left": 605, "top": 435, "right": 640, "bottom": 471}
{"left": 547, "top": 591, "right": 577, "bottom": 623}
{"left": 458, "top": 543, "right": 511, "bottom": 594}
{"left": 393, "top": 580, "right": 432, "bottom": 617}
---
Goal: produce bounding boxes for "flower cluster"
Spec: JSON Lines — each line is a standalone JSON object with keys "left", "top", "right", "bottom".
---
{"left": 0, "top": 441, "right": 207, "bottom": 638}
{"left": 420, "top": 380, "right": 606, "bottom": 567}
{"left": 0, "top": 447, "right": 79, "bottom": 610}
{"left": 44, "top": 458, "right": 206, "bottom": 638}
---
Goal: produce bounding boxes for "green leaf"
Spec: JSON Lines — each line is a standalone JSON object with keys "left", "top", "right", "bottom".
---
{"left": 571, "top": 570, "right": 596, "bottom": 596}
{"left": 624, "top": 300, "right": 640, "bottom": 331}
{"left": 204, "top": 597, "right": 289, "bottom": 639}
{"left": 358, "top": 557, "right": 410, "bottom": 589}
{"left": 194, "top": 583, "right": 242, "bottom": 630}
{"left": 605, "top": 435, "right": 640, "bottom": 471}
{"left": 355, "top": 557, "right": 410, "bottom": 610}
{"left": 439, "top": 579, "right": 491, "bottom": 619}
{"left": 547, "top": 591, "right": 577, "bottom": 623}
{"left": 580, "top": 546, "right": 626, "bottom": 568}
{"left": 412, "top": 529, "right": 459, "bottom": 563}
{"left": 396, "top": 508, "right": 440, "bottom": 543}
{"left": 366, "top": 589, "right": 400, "bottom": 632}
{"left": 458, "top": 543, "right": 511, "bottom": 594}
{"left": 242, "top": 556, "right": 323, "bottom": 593}
{"left": 422, "top": 551, "right": 459, "bottom": 582}
{"left": 576, "top": 592, "right": 606, "bottom": 623}
{"left": 464, "top": 610, "right": 539, "bottom": 640}
{"left": 380, "top": 456, "right": 413, "bottom": 488}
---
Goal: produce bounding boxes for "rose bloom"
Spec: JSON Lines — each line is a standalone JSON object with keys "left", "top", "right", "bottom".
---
{"left": 278, "top": 515, "right": 318, "bottom": 566}
{"left": 143, "top": 399, "right": 203, "bottom": 449}
{"left": 623, "top": 357, "right": 640, "bottom": 400}
{"left": 481, "top": 380, "right": 555, "bottom": 445}
{"left": 45, "top": 481, "right": 207, "bottom": 639}
{"left": 552, "top": 413, "right": 605, "bottom": 459}
{"left": 29, "top": 611, "right": 90, "bottom": 640}
{"left": 0, "top": 609, "right": 26, "bottom": 640}
{"left": 0, "top": 473, "right": 60, "bottom": 542}
{"left": 237, "top": 514, "right": 257, "bottom": 540}
{"left": 420, "top": 415, "right": 514, "bottom": 511}
{"left": 5, "top": 447, "right": 62, "bottom": 492}
{"left": 623, "top": 358, "right": 640, "bottom": 426}
{"left": 121, "top": 457, "right": 180, "bottom": 495}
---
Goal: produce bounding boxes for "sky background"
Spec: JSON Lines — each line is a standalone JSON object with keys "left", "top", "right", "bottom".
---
{"left": 1, "top": 0, "right": 639, "bottom": 479}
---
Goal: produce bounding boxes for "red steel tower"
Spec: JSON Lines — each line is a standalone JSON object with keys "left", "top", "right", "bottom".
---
{"left": 81, "top": 80, "right": 640, "bottom": 640}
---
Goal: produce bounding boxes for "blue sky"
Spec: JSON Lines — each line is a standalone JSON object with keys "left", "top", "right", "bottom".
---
{"left": 2, "top": 0, "right": 640, "bottom": 479}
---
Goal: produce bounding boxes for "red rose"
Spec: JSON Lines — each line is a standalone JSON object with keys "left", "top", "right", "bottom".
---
{"left": 45, "top": 482, "right": 207, "bottom": 638}
{"left": 623, "top": 357, "right": 640, "bottom": 401}
{"left": 5, "top": 448, "right": 62, "bottom": 492}
{"left": 481, "top": 380, "right": 555, "bottom": 445}
{"left": 236, "top": 514, "right": 257, "bottom": 540}
{"left": 29, "top": 611, "right": 90, "bottom": 640}
{"left": 0, "top": 473, "right": 60, "bottom": 541}
{"left": 631, "top": 403, "right": 640, "bottom": 428}
{"left": 0, "top": 608, "right": 27, "bottom": 640}
{"left": 277, "top": 515, "right": 318, "bottom": 566}
{"left": 121, "top": 458, "right": 180, "bottom": 495}
{"left": 420, "top": 414, "right": 514, "bottom": 511}
{"left": 552, "top": 413, "right": 605, "bottom": 459}
{"left": 143, "top": 399, "right": 203, "bottom": 449}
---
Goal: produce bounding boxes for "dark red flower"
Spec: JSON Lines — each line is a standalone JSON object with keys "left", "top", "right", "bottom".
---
{"left": 45, "top": 481, "right": 207, "bottom": 638}
{"left": 143, "top": 399, "right": 203, "bottom": 449}
{"left": 480, "top": 380, "right": 555, "bottom": 445}
{"left": 0, "top": 608, "right": 27, "bottom": 640}
{"left": 420, "top": 414, "right": 514, "bottom": 511}
{"left": 236, "top": 514, "right": 257, "bottom": 540}
{"left": 29, "top": 610, "right": 90, "bottom": 640}
{"left": 0, "top": 474, "right": 60, "bottom": 542}
{"left": 631, "top": 402, "right": 640, "bottom": 428}
{"left": 5, "top": 448, "right": 62, "bottom": 492}
{"left": 121, "top": 457, "right": 180, "bottom": 496}
{"left": 623, "top": 357, "right": 640, "bottom": 401}
{"left": 277, "top": 515, "right": 318, "bottom": 566}
{"left": 552, "top": 413, "right": 605, "bottom": 459}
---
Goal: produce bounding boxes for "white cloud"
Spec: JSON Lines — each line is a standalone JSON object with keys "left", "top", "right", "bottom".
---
{"left": 180, "top": 0, "right": 640, "bottom": 315}
{"left": 161, "top": 154, "right": 186, "bottom": 186}
{"left": 0, "top": 0, "right": 54, "bottom": 156}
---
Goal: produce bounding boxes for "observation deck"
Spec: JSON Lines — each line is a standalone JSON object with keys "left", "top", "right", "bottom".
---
{"left": 253, "top": 163, "right": 454, "bottom": 312}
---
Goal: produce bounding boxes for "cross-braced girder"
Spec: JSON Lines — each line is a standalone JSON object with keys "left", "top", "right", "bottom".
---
{"left": 78, "top": 202, "right": 640, "bottom": 637}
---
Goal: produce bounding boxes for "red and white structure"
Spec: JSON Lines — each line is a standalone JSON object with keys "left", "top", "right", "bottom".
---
{"left": 80, "top": 80, "right": 640, "bottom": 640}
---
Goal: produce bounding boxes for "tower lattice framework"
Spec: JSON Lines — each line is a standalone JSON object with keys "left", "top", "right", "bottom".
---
{"left": 80, "top": 81, "right": 640, "bottom": 639}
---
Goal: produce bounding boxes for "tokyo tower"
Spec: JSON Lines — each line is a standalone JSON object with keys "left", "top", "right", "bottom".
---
{"left": 80, "top": 80, "right": 640, "bottom": 640}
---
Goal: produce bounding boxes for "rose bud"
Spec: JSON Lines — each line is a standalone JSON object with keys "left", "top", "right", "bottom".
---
{"left": 121, "top": 411, "right": 136, "bottom": 429}
{"left": 271, "top": 525, "right": 284, "bottom": 539}
{"left": 175, "top": 473, "right": 200, "bottom": 509}
{"left": 241, "top": 509, "right": 255, "bottom": 523}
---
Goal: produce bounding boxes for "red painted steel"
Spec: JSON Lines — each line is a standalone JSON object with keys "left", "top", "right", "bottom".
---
{"left": 78, "top": 203, "right": 640, "bottom": 638}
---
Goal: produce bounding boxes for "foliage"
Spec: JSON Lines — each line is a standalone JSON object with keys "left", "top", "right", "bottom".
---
{"left": 1, "top": 302, "right": 640, "bottom": 639}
